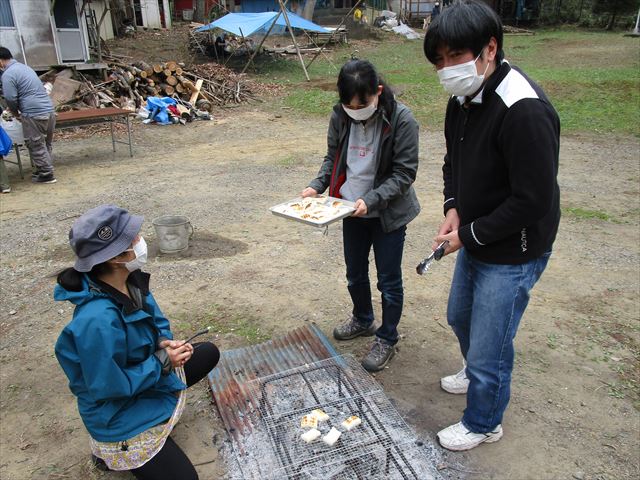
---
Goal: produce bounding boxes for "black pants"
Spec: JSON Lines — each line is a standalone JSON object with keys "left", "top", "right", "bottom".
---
{"left": 130, "top": 342, "right": 220, "bottom": 480}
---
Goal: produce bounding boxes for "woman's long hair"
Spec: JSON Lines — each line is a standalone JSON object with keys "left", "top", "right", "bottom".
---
{"left": 56, "top": 263, "right": 112, "bottom": 292}
{"left": 337, "top": 60, "right": 395, "bottom": 117}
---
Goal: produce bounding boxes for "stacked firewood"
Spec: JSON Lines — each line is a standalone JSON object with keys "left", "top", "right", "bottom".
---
{"left": 53, "top": 60, "right": 261, "bottom": 113}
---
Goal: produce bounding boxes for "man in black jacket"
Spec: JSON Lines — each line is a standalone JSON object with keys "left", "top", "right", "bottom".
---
{"left": 423, "top": 0, "right": 560, "bottom": 451}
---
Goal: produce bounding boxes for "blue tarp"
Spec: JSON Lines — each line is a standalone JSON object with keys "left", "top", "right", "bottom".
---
{"left": 195, "top": 11, "right": 329, "bottom": 36}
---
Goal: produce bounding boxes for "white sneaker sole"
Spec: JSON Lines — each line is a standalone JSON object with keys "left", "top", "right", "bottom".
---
{"left": 440, "top": 380, "right": 469, "bottom": 394}
{"left": 438, "top": 428, "right": 503, "bottom": 451}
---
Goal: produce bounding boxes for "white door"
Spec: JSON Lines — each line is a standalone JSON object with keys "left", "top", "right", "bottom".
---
{"left": 141, "top": 0, "right": 162, "bottom": 29}
{"left": 53, "top": 0, "right": 86, "bottom": 62}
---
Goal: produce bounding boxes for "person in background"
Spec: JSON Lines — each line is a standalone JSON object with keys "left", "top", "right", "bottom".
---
{"left": 431, "top": 1, "right": 441, "bottom": 21}
{"left": 423, "top": 0, "right": 560, "bottom": 451}
{"left": 55, "top": 205, "right": 220, "bottom": 479}
{"left": 0, "top": 158, "right": 9, "bottom": 193}
{"left": 353, "top": 6, "right": 363, "bottom": 24}
{"left": 0, "top": 47, "right": 56, "bottom": 184}
{"left": 0, "top": 124, "right": 11, "bottom": 193}
{"left": 302, "top": 60, "right": 421, "bottom": 372}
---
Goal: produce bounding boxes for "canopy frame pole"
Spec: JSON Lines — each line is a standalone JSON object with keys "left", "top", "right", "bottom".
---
{"left": 223, "top": 26, "right": 248, "bottom": 67}
{"left": 240, "top": 11, "right": 282, "bottom": 74}
{"left": 305, "top": 0, "right": 363, "bottom": 70}
{"left": 278, "top": 0, "right": 310, "bottom": 81}
{"left": 302, "top": 30, "right": 338, "bottom": 73}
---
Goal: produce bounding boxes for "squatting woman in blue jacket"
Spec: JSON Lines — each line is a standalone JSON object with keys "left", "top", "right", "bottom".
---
{"left": 54, "top": 205, "right": 219, "bottom": 480}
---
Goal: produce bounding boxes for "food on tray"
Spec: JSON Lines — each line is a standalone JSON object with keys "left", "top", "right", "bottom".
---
{"left": 301, "top": 428, "right": 321, "bottom": 443}
{"left": 311, "top": 409, "right": 329, "bottom": 422}
{"left": 301, "top": 414, "right": 318, "bottom": 429}
{"left": 322, "top": 427, "right": 342, "bottom": 446}
{"left": 341, "top": 415, "right": 362, "bottom": 431}
{"left": 271, "top": 195, "right": 354, "bottom": 225}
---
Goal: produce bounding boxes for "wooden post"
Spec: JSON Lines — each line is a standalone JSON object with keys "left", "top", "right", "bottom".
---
{"left": 240, "top": 11, "right": 282, "bottom": 74}
{"left": 277, "top": 0, "right": 310, "bottom": 81}
{"left": 189, "top": 79, "right": 204, "bottom": 104}
{"left": 305, "top": 0, "right": 363, "bottom": 70}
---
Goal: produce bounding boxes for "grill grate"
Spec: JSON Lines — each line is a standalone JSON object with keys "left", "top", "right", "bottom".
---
{"left": 228, "top": 356, "right": 441, "bottom": 480}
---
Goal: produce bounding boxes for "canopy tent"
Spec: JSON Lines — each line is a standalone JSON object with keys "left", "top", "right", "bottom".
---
{"left": 195, "top": 12, "right": 329, "bottom": 36}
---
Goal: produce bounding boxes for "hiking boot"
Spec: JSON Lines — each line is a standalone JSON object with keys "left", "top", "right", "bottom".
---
{"left": 440, "top": 360, "right": 469, "bottom": 394}
{"left": 437, "top": 421, "right": 503, "bottom": 451}
{"left": 361, "top": 337, "right": 395, "bottom": 372}
{"left": 333, "top": 317, "right": 375, "bottom": 341}
{"left": 32, "top": 173, "right": 57, "bottom": 184}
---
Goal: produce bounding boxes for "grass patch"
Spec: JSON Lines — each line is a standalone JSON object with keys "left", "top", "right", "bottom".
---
{"left": 250, "top": 29, "right": 639, "bottom": 136}
{"left": 276, "top": 153, "right": 304, "bottom": 166}
{"left": 172, "top": 303, "right": 270, "bottom": 345}
{"left": 283, "top": 88, "right": 337, "bottom": 115}
{"left": 563, "top": 206, "right": 617, "bottom": 222}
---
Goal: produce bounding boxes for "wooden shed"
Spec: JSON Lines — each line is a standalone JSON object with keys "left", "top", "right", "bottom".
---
{"left": 0, "top": 0, "right": 115, "bottom": 70}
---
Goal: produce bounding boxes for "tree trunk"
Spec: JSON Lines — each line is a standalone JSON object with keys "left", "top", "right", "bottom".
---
{"left": 302, "top": 0, "right": 316, "bottom": 20}
{"left": 606, "top": 11, "right": 617, "bottom": 30}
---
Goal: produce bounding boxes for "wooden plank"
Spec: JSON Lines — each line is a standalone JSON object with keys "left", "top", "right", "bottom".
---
{"left": 189, "top": 78, "right": 203, "bottom": 104}
{"left": 50, "top": 77, "right": 83, "bottom": 107}
{"left": 56, "top": 107, "right": 132, "bottom": 123}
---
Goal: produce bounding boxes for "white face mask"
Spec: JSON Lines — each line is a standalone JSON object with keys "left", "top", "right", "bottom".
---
{"left": 119, "top": 236, "right": 148, "bottom": 272}
{"left": 342, "top": 99, "right": 377, "bottom": 122}
{"left": 437, "top": 50, "right": 490, "bottom": 97}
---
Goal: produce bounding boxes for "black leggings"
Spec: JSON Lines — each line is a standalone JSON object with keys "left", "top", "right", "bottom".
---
{"left": 130, "top": 342, "right": 220, "bottom": 480}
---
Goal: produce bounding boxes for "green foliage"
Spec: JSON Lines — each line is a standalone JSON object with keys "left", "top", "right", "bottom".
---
{"left": 530, "top": 0, "right": 637, "bottom": 29}
{"left": 592, "top": 0, "right": 638, "bottom": 16}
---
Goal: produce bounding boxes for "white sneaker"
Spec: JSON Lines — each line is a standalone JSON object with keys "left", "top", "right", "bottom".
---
{"left": 437, "top": 421, "right": 503, "bottom": 451}
{"left": 440, "top": 361, "right": 469, "bottom": 394}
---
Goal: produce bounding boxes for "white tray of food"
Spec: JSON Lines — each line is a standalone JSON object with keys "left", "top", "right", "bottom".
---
{"left": 270, "top": 195, "right": 356, "bottom": 227}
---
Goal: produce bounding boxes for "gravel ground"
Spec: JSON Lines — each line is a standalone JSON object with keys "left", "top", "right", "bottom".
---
{"left": 0, "top": 103, "right": 638, "bottom": 480}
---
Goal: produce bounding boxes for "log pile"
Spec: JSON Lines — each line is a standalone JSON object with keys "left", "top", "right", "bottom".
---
{"left": 52, "top": 59, "right": 264, "bottom": 113}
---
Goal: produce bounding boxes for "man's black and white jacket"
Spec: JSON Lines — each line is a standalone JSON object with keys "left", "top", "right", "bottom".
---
{"left": 443, "top": 61, "right": 561, "bottom": 264}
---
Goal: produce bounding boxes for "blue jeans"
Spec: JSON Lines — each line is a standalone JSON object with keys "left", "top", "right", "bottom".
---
{"left": 447, "top": 248, "right": 551, "bottom": 433}
{"left": 343, "top": 217, "right": 406, "bottom": 345}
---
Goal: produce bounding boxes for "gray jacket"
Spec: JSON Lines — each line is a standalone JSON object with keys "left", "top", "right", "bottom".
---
{"left": 309, "top": 101, "right": 420, "bottom": 232}
{"left": 1, "top": 60, "right": 54, "bottom": 117}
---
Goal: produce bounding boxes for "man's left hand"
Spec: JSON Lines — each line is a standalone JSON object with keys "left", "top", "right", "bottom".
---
{"left": 435, "top": 230, "right": 462, "bottom": 255}
{"left": 353, "top": 199, "right": 368, "bottom": 217}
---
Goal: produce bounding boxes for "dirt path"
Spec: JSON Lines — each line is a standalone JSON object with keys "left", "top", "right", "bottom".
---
{"left": 0, "top": 103, "right": 638, "bottom": 480}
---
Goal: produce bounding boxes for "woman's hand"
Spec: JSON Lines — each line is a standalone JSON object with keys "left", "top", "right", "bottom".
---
{"left": 161, "top": 340, "right": 194, "bottom": 368}
{"left": 352, "top": 199, "right": 368, "bottom": 217}
{"left": 301, "top": 187, "right": 318, "bottom": 198}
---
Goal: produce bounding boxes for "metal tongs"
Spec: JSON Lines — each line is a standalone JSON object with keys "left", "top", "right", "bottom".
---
{"left": 416, "top": 240, "right": 449, "bottom": 275}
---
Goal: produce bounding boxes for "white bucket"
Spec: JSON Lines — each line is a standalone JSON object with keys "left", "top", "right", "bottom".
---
{"left": 0, "top": 118, "right": 24, "bottom": 145}
{"left": 152, "top": 215, "right": 194, "bottom": 253}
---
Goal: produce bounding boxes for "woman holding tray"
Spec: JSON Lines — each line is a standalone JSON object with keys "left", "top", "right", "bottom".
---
{"left": 302, "top": 59, "right": 421, "bottom": 372}
{"left": 54, "top": 204, "right": 220, "bottom": 479}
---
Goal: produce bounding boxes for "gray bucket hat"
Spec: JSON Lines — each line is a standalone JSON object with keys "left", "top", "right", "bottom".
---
{"left": 69, "top": 205, "right": 144, "bottom": 272}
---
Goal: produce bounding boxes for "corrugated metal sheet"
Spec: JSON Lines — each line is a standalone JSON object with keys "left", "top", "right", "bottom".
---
{"left": 207, "top": 323, "right": 339, "bottom": 450}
